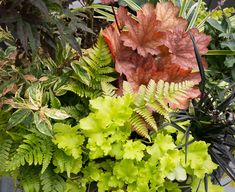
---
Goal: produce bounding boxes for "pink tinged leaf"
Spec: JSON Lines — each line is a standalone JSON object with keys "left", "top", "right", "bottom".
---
{"left": 101, "top": 0, "right": 114, "bottom": 5}
{"left": 162, "top": 29, "right": 210, "bottom": 69}
{"left": 155, "top": 2, "right": 188, "bottom": 32}
{"left": 120, "top": 4, "right": 165, "bottom": 57}
{"left": 102, "top": 24, "right": 121, "bottom": 59}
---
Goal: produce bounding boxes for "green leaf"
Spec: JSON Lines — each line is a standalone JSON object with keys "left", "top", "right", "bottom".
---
{"left": 207, "top": 18, "right": 224, "bottom": 32}
{"left": 43, "top": 108, "right": 70, "bottom": 120}
{"left": 49, "top": 89, "right": 61, "bottom": 109}
{"left": 53, "top": 123, "right": 84, "bottom": 159}
{"left": 34, "top": 112, "right": 53, "bottom": 137}
{"left": 206, "top": 50, "right": 235, "bottom": 55}
{"left": 8, "top": 109, "right": 32, "bottom": 128}
{"left": 185, "top": 141, "right": 217, "bottom": 178}
{"left": 41, "top": 166, "right": 66, "bottom": 192}
{"left": 122, "top": 0, "right": 141, "bottom": 11}
{"left": 166, "top": 164, "right": 187, "bottom": 181}
{"left": 29, "top": 0, "right": 49, "bottom": 17}
{"left": 221, "top": 40, "right": 235, "bottom": 50}
{"left": 123, "top": 140, "right": 146, "bottom": 161}
{"left": 28, "top": 83, "right": 43, "bottom": 107}
{"left": 53, "top": 149, "right": 82, "bottom": 177}
{"left": 187, "top": 0, "right": 203, "bottom": 30}
{"left": 71, "top": 61, "right": 91, "bottom": 86}
{"left": 224, "top": 56, "right": 235, "bottom": 68}
{"left": 113, "top": 159, "right": 138, "bottom": 184}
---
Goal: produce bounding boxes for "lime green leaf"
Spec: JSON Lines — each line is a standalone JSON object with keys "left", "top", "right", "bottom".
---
{"left": 167, "top": 164, "right": 187, "bottom": 181}
{"left": 53, "top": 123, "right": 84, "bottom": 159}
{"left": 123, "top": 140, "right": 146, "bottom": 161}
{"left": 113, "top": 159, "right": 138, "bottom": 184}
{"left": 185, "top": 141, "right": 217, "bottom": 178}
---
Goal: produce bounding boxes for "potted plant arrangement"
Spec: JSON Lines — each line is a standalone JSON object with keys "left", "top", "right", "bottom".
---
{"left": 0, "top": 0, "right": 234, "bottom": 191}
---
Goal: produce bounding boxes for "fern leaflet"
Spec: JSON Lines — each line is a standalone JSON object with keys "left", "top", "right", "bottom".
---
{"left": 41, "top": 166, "right": 66, "bottom": 192}
{"left": 6, "top": 133, "right": 54, "bottom": 173}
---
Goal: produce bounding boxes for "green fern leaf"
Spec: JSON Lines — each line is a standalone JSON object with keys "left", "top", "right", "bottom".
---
{"left": 156, "top": 80, "right": 197, "bottom": 109}
{"left": 20, "top": 166, "right": 41, "bottom": 192}
{"left": 62, "top": 82, "right": 102, "bottom": 98}
{"left": 134, "top": 107, "right": 157, "bottom": 131}
{"left": 0, "top": 110, "right": 10, "bottom": 130}
{"left": 134, "top": 86, "right": 146, "bottom": 107}
{"left": 145, "top": 79, "right": 157, "bottom": 103}
{"left": 101, "top": 82, "right": 117, "bottom": 97}
{"left": 41, "top": 167, "right": 66, "bottom": 192}
{"left": 6, "top": 134, "right": 53, "bottom": 172}
{"left": 52, "top": 149, "right": 82, "bottom": 177}
{"left": 129, "top": 113, "right": 150, "bottom": 140}
{"left": 123, "top": 81, "right": 134, "bottom": 95}
{"left": 0, "top": 139, "right": 12, "bottom": 173}
{"left": 64, "top": 34, "right": 115, "bottom": 98}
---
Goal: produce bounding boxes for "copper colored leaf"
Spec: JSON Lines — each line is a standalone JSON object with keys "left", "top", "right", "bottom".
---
{"left": 155, "top": 2, "right": 187, "bottom": 32}
{"left": 102, "top": 24, "right": 121, "bottom": 59}
{"left": 162, "top": 29, "right": 211, "bottom": 69}
{"left": 102, "top": 2, "right": 211, "bottom": 109}
{"left": 24, "top": 75, "right": 38, "bottom": 82}
{"left": 0, "top": 84, "right": 17, "bottom": 97}
{"left": 120, "top": 4, "right": 164, "bottom": 57}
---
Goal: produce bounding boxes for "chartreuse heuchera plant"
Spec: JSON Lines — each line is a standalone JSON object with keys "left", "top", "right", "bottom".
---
{"left": 0, "top": 1, "right": 233, "bottom": 192}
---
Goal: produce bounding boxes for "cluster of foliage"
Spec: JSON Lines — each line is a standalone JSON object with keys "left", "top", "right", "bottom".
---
{"left": 0, "top": 0, "right": 234, "bottom": 192}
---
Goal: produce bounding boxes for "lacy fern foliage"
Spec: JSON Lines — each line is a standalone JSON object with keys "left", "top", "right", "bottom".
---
{"left": 6, "top": 133, "right": 54, "bottom": 173}
{"left": 125, "top": 79, "right": 198, "bottom": 139}
{"left": 62, "top": 35, "right": 116, "bottom": 98}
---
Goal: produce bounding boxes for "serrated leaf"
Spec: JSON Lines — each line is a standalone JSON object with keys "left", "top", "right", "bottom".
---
{"left": 8, "top": 109, "right": 32, "bottom": 128}
{"left": 224, "top": 56, "right": 235, "bottom": 68}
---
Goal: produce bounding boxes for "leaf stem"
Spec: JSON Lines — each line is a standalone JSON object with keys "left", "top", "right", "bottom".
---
{"left": 111, "top": 4, "right": 121, "bottom": 33}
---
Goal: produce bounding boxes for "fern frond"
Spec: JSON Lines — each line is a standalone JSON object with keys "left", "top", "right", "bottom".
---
{"left": 6, "top": 134, "right": 54, "bottom": 173}
{"left": 52, "top": 149, "right": 82, "bottom": 177}
{"left": 156, "top": 80, "right": 196, "bottom": 108}
{"left": 0, "top": 110, "right": 10, "bottom": 130}
{"left": 62, "top": 82, "right": 102, "bottom": 98}
{"left": 134, "top": 86, "right": 146, "bottom": 107}
{"left": 41, "top": 166, "right": 66, "bottom": 192}
{"left": 101, "top": 82, "right": 117, "bottom": 97}
{"left": 20, "top": 166, "right": 41, "bottom": 192}
{"left": 0, "top": 139, "right": 12, "bottom": 173}
{"left": 146, "top": 101, "right": 171, "bottom": 119}
{"left": 123, "top": 81, "right": 134, "bottom": 95}
{"left": 129, "top": 113, "right": 150, "bottom": 140}
{"left": 66, "top": 35, "right": 116, "bottom": 98}
{"left": 134, "top": 107, "right": 157, "bottom": 131}
{"left": 145, "top": 79, "right": 157, "bottom": 102}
